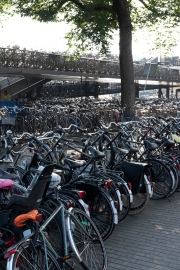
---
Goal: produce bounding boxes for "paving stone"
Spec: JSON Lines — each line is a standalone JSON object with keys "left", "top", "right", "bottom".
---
{"left": 106, "top": 192, "right": 180, "bottom": 270}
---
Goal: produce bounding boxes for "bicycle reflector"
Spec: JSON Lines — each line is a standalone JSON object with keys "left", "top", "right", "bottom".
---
{"left": 67, "top": 200, "right": 74, "bottom": 209}
{"left": 114, "top": 201, "right": 119, "bottom": 210}
{"left": 104, "top": 179, "right": 113, "bottom": 189}
{"left": 4, "top": 249, "right": 15, "bottom": 259}
{"left": 127, "top": 182, "right": 132, "bottom": 190}
{"left": 35, "top": 213, "right": 43, "bottom": 222}
{"left": 78, "top": 191, "right": 87, "bottom": 199}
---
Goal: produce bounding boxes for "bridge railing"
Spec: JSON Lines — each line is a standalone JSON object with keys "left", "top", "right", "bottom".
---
{"left": 0, "top": 47, "right": 180, "bottom": 82}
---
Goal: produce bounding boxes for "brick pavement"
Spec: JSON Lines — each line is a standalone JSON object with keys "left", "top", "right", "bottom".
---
{"left": 106, "top": 192, "right": 180, "bottom": 270}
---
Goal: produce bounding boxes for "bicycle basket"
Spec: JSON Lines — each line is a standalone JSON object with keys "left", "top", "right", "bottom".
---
{"left": 1, "top": 117, "right": 16, "bottom": 126}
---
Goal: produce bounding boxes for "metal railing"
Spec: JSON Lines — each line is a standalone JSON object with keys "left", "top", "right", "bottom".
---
{"left": 0, "top": 47, "right": 180, "bottom": 82}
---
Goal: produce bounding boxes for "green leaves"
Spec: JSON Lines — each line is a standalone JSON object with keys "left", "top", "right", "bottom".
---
{"left": 3, "top": 0, "right": 180, "bottom": 55}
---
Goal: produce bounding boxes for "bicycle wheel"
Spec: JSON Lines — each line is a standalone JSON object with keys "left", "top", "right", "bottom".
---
{"left": 160, "top": 157, "right": 179, "bottom": 197}
{"left": 9, "top": 241, "right": 62, "bottom": 270}
{"left": 128, "top": 177, "right": 151, "bottom": 215}
{"left": 16, "top": 142, "right": 55, "bottom": 166}
{"left": 80, "top": 116, "right": 93, "bottom": 132}
{"left": 65, "top": 116, "right": 78, "bottom": 135}
{"left": 66, "top": 207, "right": 107, "bottom": 270}
{"left": 116, "top": 180, "right": 131, "bottom": 221}
{"left": 144, "top": 158, "right": 173, "bottom": 199}
{"left": 38, "top": 205, "right": 63, "bottom": 255}
{"left": 99, "top": 135, "right": 115, "bottom": 168}
{"left": 105, "top": 171, "right": 131, "bottom": 222}
{"left": 75, "top": 182, "right": 116, "bottom": 240}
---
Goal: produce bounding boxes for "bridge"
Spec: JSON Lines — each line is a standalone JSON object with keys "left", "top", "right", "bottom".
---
{"left": 0, "top": 47, "right": 180, "bottom": 98}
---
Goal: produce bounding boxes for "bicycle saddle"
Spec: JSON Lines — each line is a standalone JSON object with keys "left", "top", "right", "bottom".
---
{"left": 0, "top": 169, "right": 19, "bottom": 181}
{"left": 161, "top": 137, "right": 174, "bottom": 149}
{"left": 124, "top": 143, "right": 139, "bottom": 153}
{"left": 0, "top": 179, "right": 13, "bottom": 189}
{"left": 144, "top": 140, "right": 157, "bottom": 151}
{"left": 87, "top": 146, "right": 105, "bottom": 160}
{"left": 147, "top": 137, "right": 161, "bottom": 145}
{"left": 113, "top": 147, "right": 129, "bottom": 155}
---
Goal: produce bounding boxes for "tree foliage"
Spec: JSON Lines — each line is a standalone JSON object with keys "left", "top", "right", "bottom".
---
{"left": 11, "top": 0, "right": 180, "bottom": 54}
{"left": 0, "top": 0, "right": 13, "bottom": 18}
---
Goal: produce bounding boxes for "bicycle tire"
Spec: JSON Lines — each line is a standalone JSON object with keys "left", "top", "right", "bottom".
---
{"left": 99, "top": 135, "right": 115, "bottom": 168}
{"left": 38, "top": 204, "right": 63, "bottom": 255}
{"left": 116, "top": 180, "right": 131, "bottom": 222}
{"left": 80, "top": 116, "right": 93, "bottom": 132}
{"left": 75, "top": 182, "right": 116, "bottom": 240}
{"left": 128, "top": 177, "right": 151, "bottom": 215}
{"left": 65, "top": 116, "right": 78, "bottom": 135}
{"left": 16, "top": 142, "right": 55, "bottom": 166}
{"left": 160, "top": 157, "right": 179, "bottom": 197}
{"left": 144, "top": 158, "right": 173, "bottom": 199}
{"left": 9, "top": 241, "right": 62, "bottom": 270}
{"left": 66, "top": 207, "right": 107, "bottom": 270}
{"left": 105, "top": 170, "right": 131, "bottom": 222}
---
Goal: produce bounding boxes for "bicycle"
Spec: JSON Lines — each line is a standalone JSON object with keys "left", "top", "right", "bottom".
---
{"left": 6, "top": 199, "right": 107, "bottom": 270}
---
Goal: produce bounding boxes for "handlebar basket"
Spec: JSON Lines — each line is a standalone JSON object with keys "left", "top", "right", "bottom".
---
{"left": 1, "top": 117, "right": 16, "bottom": 125}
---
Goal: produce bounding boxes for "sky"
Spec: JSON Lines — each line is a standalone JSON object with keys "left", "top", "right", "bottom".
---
{"left": 0, "top": 14, "right": 180, "bottom": 60}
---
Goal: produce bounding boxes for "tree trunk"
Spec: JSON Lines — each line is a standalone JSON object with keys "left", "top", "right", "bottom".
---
{"left": 113, "top": 0, "right": 135, "bottom": 116}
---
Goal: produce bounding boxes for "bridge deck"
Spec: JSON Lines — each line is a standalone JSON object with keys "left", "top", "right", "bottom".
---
{"left": 0, "top": 47, "right": 180, "bottom": 82}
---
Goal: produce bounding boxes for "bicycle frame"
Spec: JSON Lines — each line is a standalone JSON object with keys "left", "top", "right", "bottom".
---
{"left": 39, "top": 202, "right": 94, "bottom": 267}
{"left": 6, "top": 202, "right": 93, "bottom": 270}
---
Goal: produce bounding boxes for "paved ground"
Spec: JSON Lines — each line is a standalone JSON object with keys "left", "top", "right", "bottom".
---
{"left": 106, "top": 192, "right": 180, "bottom": 270}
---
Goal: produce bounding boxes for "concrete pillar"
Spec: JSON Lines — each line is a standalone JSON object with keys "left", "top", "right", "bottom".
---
{"left": 85, "top": 82, "right": 89, "bottom": 97}
{"left": 94, "top": 82, "right": 99, "bottom": 98}
{"left": 166, "top": 84, "right": 169, "bottom": 99}
{"left": 158, "top": 85, "right": 162, "bottom": 98}
{"left": 135, "top": 82, "right": 140, "bottom": 98}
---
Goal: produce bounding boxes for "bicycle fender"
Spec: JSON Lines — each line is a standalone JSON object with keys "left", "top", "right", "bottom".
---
{"left": 78, "top": 199, "right": 90, "bottom": 217}
{"left": 116, "top": 189, "right": 122, "bottom": 211}
{"left": 124, "top": 182, "right": 133, "bottom": 203}
{"left": 6, "top": 253, "right": 14, "bottom": 269}
{"left": 144, "top": 175, "right": 153, "bottom": 198}
{"left": 108, "top": 196, "right": 118, "bottom": 224}
{"left": 170, "top": 170, "right": 175, "bottom": 189}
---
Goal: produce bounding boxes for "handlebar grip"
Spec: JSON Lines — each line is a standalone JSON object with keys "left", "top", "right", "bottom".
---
{"left": 46, "top": 131, "right": 54, "bottom": 137}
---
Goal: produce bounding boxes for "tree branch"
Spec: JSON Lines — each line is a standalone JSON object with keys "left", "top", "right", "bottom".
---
{"left": 93, "top": 5, "right": 112, "bottom": 12}
{"left": 58, "top": 0, "right": 112, "bottom": 12}
{"left": 69, "top": 0, "right": 85, "bottom": 10}
{"left": 137, "top": 0, "right": 157, "bottom": 13}
{"left": 137, "top": 0, "right": 150, "bottom": 10}
{"left": 56, "top": 0, "right": 85, "bottom": 10}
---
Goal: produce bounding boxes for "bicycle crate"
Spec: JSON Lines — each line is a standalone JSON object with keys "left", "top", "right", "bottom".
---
{"left": 1, "top": 117, "right": 16, "bottom": 125}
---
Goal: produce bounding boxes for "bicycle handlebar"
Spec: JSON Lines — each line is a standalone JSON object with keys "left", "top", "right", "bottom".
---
{"left": 100, "top": 121, "right": 120, "bottom": 130}
{"left": 54, "top": 124, "right": 87, "bottom": 134}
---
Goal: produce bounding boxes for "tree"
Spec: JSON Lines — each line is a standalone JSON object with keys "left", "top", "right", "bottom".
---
{"left": 0, "top": 0, "right": 13, "bottom": 25}
{"left": 12, "top": 0, "right": 180, "bottom": 113}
